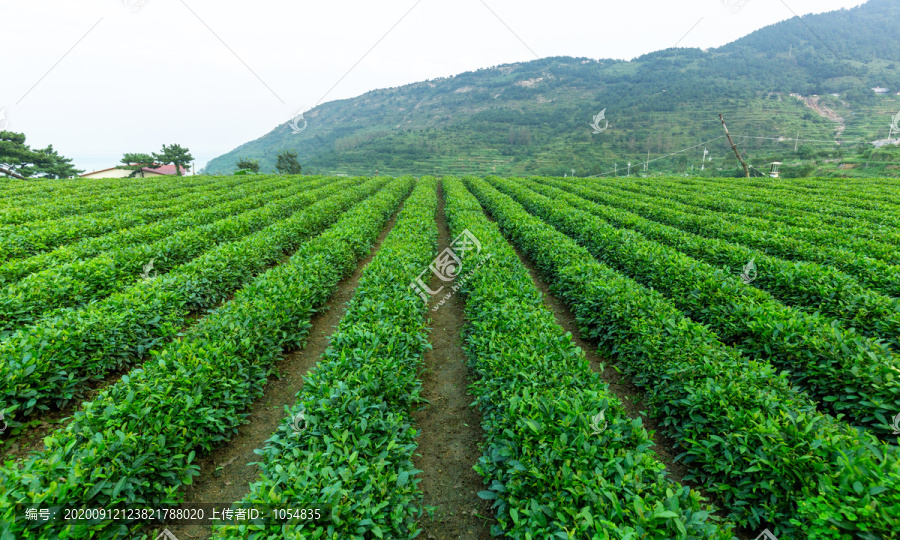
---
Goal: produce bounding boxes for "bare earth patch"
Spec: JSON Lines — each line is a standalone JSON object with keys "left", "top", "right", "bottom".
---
{"left": 1, "top": 255, "right": 298, "bottom": 463}
{"left": 485, "top": 210, "right": 753, "bottom": 539}
{"left": 413, "top": 183, "right": 494, "bottom": 540}
{"left": 160, "top": 205, "right": 403, "bottom": 540}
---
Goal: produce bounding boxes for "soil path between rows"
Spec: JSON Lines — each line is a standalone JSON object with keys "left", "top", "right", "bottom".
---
{"left": 1, "top": 186, "right": 317, "bottom": 457}
{"left": 161, "top": 202, "right": 404, "bottom": 540}
{"left": 511, "top": 246, "right": 692, "bottom": 483}
{"left": 2, "top": 259, "right": 285, "bottom": 464}
{"left": 413, "top": 182, "right": 494, "bottom": 540}
{"left": 480, "top": 205, "right": 753, "bottom": 539}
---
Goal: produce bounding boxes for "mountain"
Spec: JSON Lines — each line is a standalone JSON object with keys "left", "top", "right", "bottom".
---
{"left": 204, "top": 0, "right": 900, "bottom": 178}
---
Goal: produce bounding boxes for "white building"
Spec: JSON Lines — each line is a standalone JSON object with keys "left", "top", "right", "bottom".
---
{"left": 80, "top": 164, "right": 189, "bottom": 179}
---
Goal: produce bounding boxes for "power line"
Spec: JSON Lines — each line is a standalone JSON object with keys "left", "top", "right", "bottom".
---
{"left": 585, "top": 127, "right": 866, "bottom": 178}
{"left": 589, "top": 136, "right": 727, "bottom": 178}
{"left": 734, "top": 135, "right": 863, "bottom": 144}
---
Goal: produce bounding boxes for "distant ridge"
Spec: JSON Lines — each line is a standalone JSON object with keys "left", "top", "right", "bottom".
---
{"left": 205, "top": 0, "right": 900, "bottom": 177}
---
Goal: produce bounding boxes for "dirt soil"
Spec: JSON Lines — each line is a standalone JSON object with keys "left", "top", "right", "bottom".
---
{"left": 161, "top": 206, "right": 402, "bottom": 540}
{"left": 1, "top": 256, "right": 297, "bottom": 462}
{"left": 482, "top": 210, "right": 754, "bottom": 539}
{"left": 413, "top": 184, "right": 494, "bottom": 540}
{"left": 0, "top": 367, "right": 128, "bottom": 462}
{"left": 801, "top": 95, "right": 846, "bottom": 138}
{"left": 512, "top": 251, "right": 692, "bottom": 483}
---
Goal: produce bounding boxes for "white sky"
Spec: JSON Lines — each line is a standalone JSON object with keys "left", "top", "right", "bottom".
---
{"left": 0, "top": 0, "right": 867, "bottom": 173}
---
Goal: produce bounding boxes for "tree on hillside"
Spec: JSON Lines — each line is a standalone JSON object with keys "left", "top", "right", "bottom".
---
{"left": 235, "top": 157, "right": 260, "bottom": 173}
{"left": 0, "top": 131, "right": 82, "bottom": 179}
{"left": 797, "top": 144, "right": 816, "bottom": 160}
{"left": 152, "top": 143, "right": 193, "bottom": 176}
{"left": 33, "top": 144, "right": 83, "bottom": 179}
{"left": 275, "top": 149, "right": 302, "bottom": 175}
{"left": 117, "top": 153, "right": 158, "bottom": 178}
{"left": 0, "top": 131, "right": 47, "bottom": 179}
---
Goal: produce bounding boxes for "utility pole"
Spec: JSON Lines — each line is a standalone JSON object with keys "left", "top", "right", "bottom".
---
{"left": 794, "top": 132, "right": 800, "bottom": 152}
{"left": 788, "top": 45, "right": 792, "bottom": 59}
{"left": 627, "top": 162, "right": 631, "bottom": 176}
{"left": 719, "top": 113, "right": 750, "bottom": 178}
{"left": 645, "top": 133, "right": 651, "bottom": 172}
{"left": 702, "top": 147, "right": 708, "bottom": 170}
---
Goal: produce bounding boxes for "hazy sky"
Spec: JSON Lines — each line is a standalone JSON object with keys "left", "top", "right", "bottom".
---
{"left": 0, "top": 0, "right": 867, "bottom": 173}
